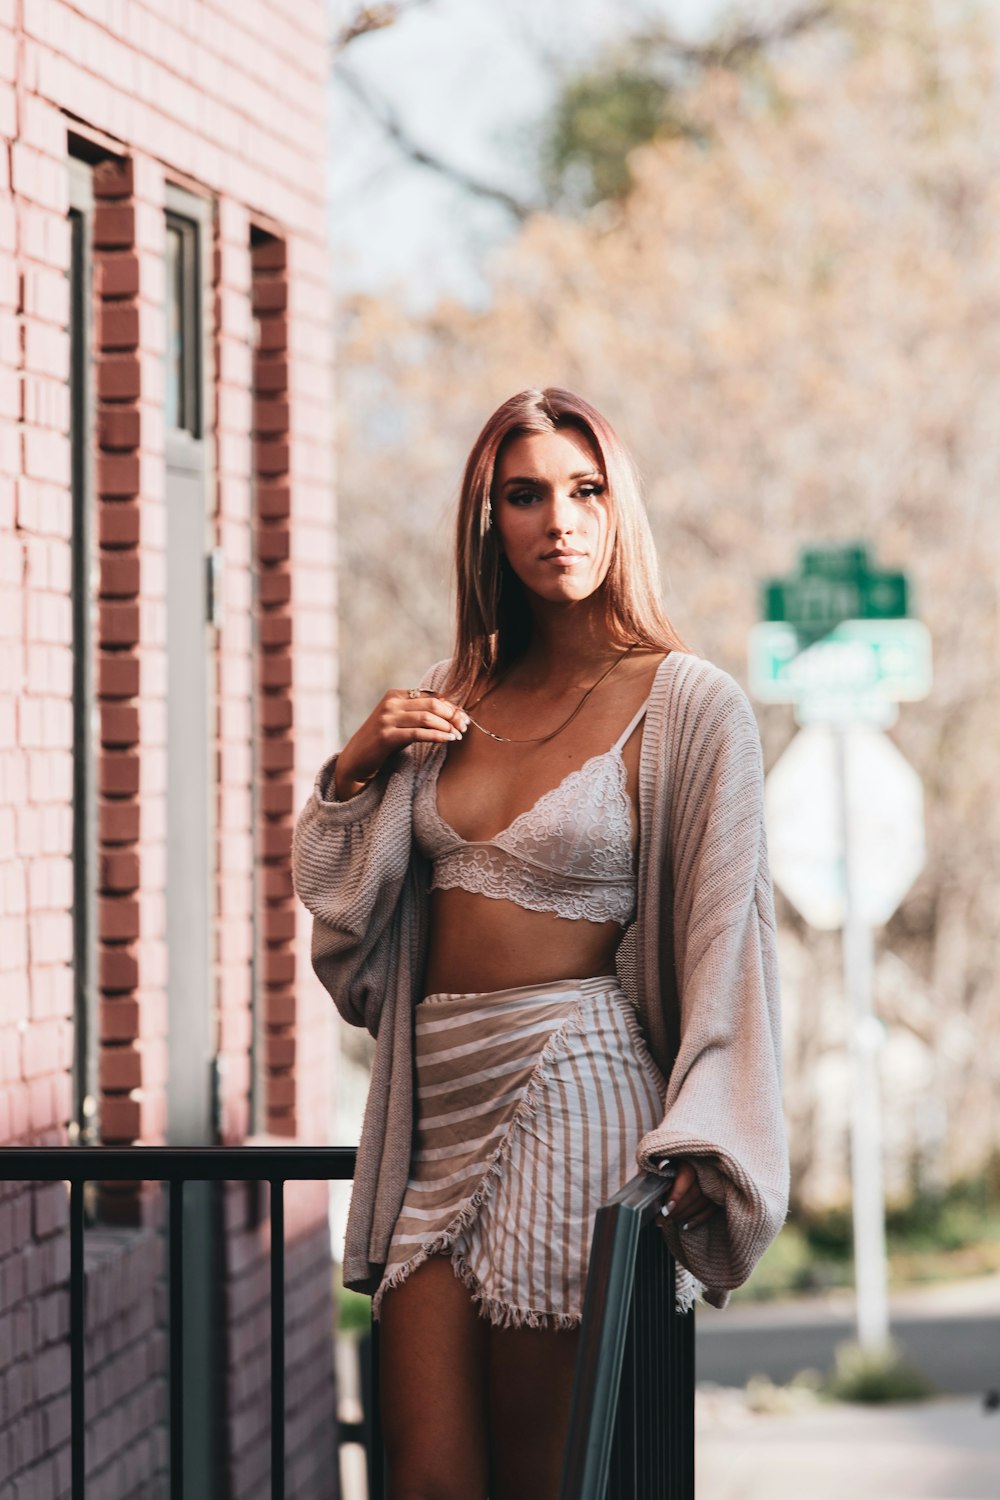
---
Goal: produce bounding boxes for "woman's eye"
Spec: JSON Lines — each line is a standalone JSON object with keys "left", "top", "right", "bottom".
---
{"left": 576, "top": 483, "right": 605, "bottom": 499}
{"left": 508, "top": 490, "right": 540, "bottom": 506}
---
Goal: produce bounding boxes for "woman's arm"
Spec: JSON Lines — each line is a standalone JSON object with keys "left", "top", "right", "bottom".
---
{"left": 291, "top": 662, "right": 462, "bottom": 1031}
{"left": 292, "top": 750, "right": 416, "bottom": 1032}
{"left": 334, "top": 687, "right": 468, "bottom": 800}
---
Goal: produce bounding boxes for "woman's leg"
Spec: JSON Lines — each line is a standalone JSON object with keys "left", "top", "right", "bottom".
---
{"left": 378, "top": 1255, "right": 490, "bottom": 1500}
{"left": 487, "top": 1323, "right": 581, "bottom": 1500}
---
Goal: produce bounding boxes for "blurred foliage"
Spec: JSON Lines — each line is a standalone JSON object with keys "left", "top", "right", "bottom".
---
{"left": 539, "top": 61, "right": 693, "bottom": 211}
{"left": 537, "top": 4, "right": 835, "bottom": 211}
{"left": 334, "top": 1274, "right": 373, "bottom": 1337}
{"left": 737, "top": 1166, "right": 1000, "bottom": 1300}
{"left": 826, "top": 1338, "right": 936, "bottom": 1402}
{"left": 734, "top": 1220, "right": 844, "bottom": 1300}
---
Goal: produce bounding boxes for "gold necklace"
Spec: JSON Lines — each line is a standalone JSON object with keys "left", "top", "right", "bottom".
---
{"left": 465, "top": 645, "right": 638, "bottom": 746}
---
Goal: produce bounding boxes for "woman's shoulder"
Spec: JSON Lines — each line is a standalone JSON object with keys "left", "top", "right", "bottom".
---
{"left": 652, "top": 650, "right": 756, "bottom": 731}
{"left": 418, "top": 658, "right": 453, "bottom": 693}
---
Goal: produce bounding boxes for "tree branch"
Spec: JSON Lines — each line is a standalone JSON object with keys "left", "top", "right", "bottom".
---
{"left": 336, "top": 66, "right": 534, "bottom": 220}
{"left": 651, "top": 2, "right": 837, "bottom": 70}
{"left": 334, "top": 1, "right": 432, "bottom": 52}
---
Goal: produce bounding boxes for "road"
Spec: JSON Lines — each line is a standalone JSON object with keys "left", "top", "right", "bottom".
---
{"left": 696, "top": 1274, "right": 1000, "bottom": 1395}
{"left": 696, "top": 1391, "right": 1000, "bottom": 1500}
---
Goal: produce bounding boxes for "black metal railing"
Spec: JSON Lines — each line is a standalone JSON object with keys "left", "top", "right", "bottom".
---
{"left": 559, "top": 1171, "right": 695, "bottom": 1500}
{"left": 2, "top": 1150, "right": 693, "bottom": 1500}
{"left": 0, "top": 1146, "right": 358, "bottom": 1500}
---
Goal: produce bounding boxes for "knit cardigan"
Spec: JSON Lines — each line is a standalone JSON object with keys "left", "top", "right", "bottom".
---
{"left": 291, "top": 650, "right": 789, "bottom": 1309}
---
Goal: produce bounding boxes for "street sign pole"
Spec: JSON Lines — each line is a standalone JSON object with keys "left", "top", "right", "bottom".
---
{"left": 834, "top": 731, "right": 891, "bottom": 1351}
{"left": 755, "top": 545, "right": 929, "bottom": 1355}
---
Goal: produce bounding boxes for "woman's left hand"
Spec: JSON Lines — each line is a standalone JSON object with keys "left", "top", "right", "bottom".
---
{"left": 657, "top": 1160, "right": 720, "bottom": 1232}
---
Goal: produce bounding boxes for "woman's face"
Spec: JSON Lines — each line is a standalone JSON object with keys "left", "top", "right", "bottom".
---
{"left": 492, "top": 427, "right": 614, "bottom": 608}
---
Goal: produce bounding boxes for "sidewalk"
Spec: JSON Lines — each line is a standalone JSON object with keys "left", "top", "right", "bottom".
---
{"left": 713, "top": 1272, "right": 1000, "bottom": 1329}
{"left": 696, "top": 1388, "right": 1000, "bottom": 1500}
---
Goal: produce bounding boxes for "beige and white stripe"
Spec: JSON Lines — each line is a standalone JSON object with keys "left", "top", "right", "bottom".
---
{"left": 372, "top": 974, "right": 666, "bottom": 1329}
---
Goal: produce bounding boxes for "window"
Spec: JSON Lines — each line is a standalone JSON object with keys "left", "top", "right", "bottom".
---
{"left": 165, "top": 213, "right": 201, "bottom": 438}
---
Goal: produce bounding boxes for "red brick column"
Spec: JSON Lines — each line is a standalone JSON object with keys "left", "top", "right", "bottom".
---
{"left": 252, "top": 231, "right": 298, "bottom": 1137}
{"left": 92, "top": 154, "right": 168, "bottom": 1162}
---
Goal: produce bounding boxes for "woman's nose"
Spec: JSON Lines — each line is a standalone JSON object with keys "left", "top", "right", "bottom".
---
{"left": 546, "top": 493, "right": 575, "bottom": 535}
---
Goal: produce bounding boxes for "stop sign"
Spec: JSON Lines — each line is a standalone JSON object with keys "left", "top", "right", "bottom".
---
{"left": 765, "top": 726, "right": 925, "bottom": 930}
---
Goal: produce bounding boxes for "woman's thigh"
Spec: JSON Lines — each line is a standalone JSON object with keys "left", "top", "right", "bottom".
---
{"left": 378, "top": 1255, "right": 490, "bottom": 1500}
{"left": 487, "top": 1323, "right": 581, "bottom": 1500}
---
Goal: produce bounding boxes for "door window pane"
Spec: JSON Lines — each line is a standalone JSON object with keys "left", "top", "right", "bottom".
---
{"left": 165, "top": 216, "right": 200, "bottom": 436}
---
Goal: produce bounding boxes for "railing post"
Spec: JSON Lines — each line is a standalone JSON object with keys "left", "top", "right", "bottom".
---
{"left": 70, "top": 1178, "right": 86, "bottom": 1500}
{"left": 169, "top": 1178, "right": 184, "bottom": 1500}
{"left": 271, "top": 1178, "right": 285, "bottom": 1500}
{"left": 368, "top": 1314, "right": 386, "bottom": 1500}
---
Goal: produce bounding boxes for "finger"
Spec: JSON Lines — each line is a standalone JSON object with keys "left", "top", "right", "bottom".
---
{"left": 659, "top": 1168, "right": 706, "bottom": 1220}
{"left": 395, "top": 693, "right": 469, "bottom": 730}
{"left": 400, "top": 711, "right": 466, "bottom": 738}
{"left": 664, "top": 1163, "right": 698, "bottom": 1200}
{"left": 669, "top": 1185, "right": 713, "bottom": 1221}
{"left": 427, "top": 696, "right": 469, "bottom": 729}
{"left": 388, "top": 726, "right": 463, "bottom": 747}
{"left": 679, "top": 1205, "right": 720, "bottom": 1231}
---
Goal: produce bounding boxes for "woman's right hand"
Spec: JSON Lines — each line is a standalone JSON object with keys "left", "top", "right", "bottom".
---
{"left": 333, "top": 689, "right": 470, "bottom": 800}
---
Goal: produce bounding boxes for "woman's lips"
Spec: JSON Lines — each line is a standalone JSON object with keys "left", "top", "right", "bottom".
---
{"left": 542, "top": 550, "right": 585, "bottom": 567}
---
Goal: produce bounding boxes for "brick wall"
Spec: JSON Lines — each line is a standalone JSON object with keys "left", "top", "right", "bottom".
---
{"left": 1, "top": 2, "right": 338, "bottom": 1494}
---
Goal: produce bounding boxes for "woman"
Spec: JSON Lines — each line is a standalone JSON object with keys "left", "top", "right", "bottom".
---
{"left": 293, "top": 388, "right": 788, "bottom": 1499}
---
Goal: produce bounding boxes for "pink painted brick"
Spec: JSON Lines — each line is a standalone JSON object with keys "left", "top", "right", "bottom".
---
{"left": 17, "top": 94, "right": 65, "bottom": 157}
{"left": 0, "top": 257, "right": 16, "bottom": 315}
{"left": 22, "top": 428, "right": 70, "bottom": 486}
{"left": 22, "top": 265, "right": 71, "bottom": 327}
{"left": 0, "top": 80, "right": 14, "bottom": 140}
{"left": 22, "top": 322, "right": 70, "bottom": 382}
{"left": 16, "top": 202, "right": 71, "bottom": 270}
{"left": 11, "top": 143, "right": 68, "bottom": 214}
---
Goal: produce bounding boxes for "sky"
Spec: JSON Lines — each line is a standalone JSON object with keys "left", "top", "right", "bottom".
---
{"left": 327, "top": 0, "right": 737, "bottom": 305}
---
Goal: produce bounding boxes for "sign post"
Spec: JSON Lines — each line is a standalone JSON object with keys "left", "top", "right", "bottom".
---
{"left": 833, "top": 729, "right": 889, "bottom": 1350}
{"left": 752, "top": 545, "right": 931, "bottom": 1354}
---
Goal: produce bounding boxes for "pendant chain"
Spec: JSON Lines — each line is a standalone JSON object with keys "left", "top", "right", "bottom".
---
{"left": 464, "top": 644, "right": 638, "bottom": 746}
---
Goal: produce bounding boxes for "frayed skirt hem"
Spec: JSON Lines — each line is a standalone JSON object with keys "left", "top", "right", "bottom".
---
{"left": 373, "top": 1243, "right": 582, "bottom": 1331}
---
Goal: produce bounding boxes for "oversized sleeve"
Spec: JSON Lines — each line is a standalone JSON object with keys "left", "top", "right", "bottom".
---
{"left": 291, "top": 660, "right": 449, "bottom": 1035}
{"left": 636, "top": 670, "right": 789, "bottom": 1301}
{"left": 291, "top": 750, "right": 419, "bottom": 1035}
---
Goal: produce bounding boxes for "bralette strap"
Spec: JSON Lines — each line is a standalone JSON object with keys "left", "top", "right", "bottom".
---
{"left": 613, "top": 696, "right": 651, "bottom": 752}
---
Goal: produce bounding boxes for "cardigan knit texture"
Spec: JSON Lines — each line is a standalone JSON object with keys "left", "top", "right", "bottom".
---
{"left": 291, "top": 651, "right": 790, "bottom": 1309}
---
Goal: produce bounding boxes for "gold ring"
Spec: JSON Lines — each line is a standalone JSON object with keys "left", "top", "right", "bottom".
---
{"left": 406, "top": 688, "right": 421, "bottom": 699}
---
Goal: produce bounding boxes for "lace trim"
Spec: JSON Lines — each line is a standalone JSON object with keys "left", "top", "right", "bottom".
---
{"left": 415, "top": 746, "right": 635, "bottom": 876}
{"left": 430, "top": 845, "right": 636, "bottom": 927}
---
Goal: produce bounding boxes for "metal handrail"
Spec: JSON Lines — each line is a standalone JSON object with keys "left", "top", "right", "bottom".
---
{"left": 0, "top": 1146, "right": 358, "bottom": 1500}
{"left": 2, "top": 1150, "right": 694, "bottom": 1500}
{"left": 559, "top": 1171, "right": 695, "bottom": 1500}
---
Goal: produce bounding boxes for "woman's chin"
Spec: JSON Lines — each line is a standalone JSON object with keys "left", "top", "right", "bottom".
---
{"left": 521, "top": 574, "right": 604, "bottom": 608}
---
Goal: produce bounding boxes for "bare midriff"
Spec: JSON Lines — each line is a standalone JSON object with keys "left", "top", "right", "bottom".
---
{"left": 421, "top": 888, "right": 624, "bottom": 998}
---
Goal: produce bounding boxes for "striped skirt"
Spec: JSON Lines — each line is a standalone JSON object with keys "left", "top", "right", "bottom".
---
{"left": 372, "top": 974, "right": 666, "bottom": 1330}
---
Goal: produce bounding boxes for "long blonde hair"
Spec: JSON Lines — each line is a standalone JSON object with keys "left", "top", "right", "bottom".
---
{"left": 445, "top": 387, "right": 686, "bottom": 702}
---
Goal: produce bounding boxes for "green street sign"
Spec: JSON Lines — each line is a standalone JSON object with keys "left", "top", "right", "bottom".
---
{"left": 748, "top": 619, "right": 933, "bottom": 707}
{"left": 762, "top": 545, "right": 908, "bottom": 643}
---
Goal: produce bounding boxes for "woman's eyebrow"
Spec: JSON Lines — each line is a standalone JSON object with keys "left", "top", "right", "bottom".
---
{"left": 500, "top": 470, "right": 604, "bottom": 487}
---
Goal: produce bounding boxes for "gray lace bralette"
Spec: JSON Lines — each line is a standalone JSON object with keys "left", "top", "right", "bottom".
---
{"left": 412, "top": 699, "right": 649, "bottom": 927}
